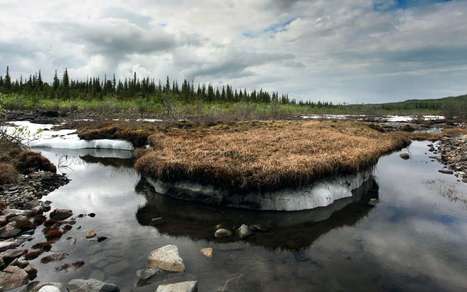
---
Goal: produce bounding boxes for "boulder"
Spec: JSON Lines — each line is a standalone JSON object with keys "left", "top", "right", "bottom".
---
{"left": 156, "top": 281, "right": 198, "bottom": 292}
{"left": 0, "top": 265, "right": 29, "bottom": 290}
{"left": 214, "top": 228, "right": 232, "bottom": 239}
{"left": 147, "top": 245, "right": 185, "bottom": 272}
{"left": 237, "top": 224, "right": 252, "bottom": 239}
{"left": 0, "top": 240, "right": 19, "bottom": 252}
{"left": 50, "top": 209, "right": 73, "bottom": 221}
{"left": 67, "top": 278, "right": 119, "bottom": 292}
{"left": 38, "top": 284, "right": 63, "bottom": 292}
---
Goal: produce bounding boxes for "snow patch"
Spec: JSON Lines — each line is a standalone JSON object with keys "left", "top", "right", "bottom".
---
{"left": 2, "top": 121, "right": 134, "bottom": 151}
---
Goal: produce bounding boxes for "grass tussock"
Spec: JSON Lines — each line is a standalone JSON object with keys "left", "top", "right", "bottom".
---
{"left": 136, "top": 120, "right": 410, "bottom": 192}
{"left": 74, "top": 122, "right": 154, "bottom": 147}
{"left": 0, "top": 163, "right": 19, "bottom": 185}
{"left": 14, "top": 150, "right": 57, "bottom": 174}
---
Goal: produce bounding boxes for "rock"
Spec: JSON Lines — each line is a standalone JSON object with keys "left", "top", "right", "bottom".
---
{"left": 0, "top": 249, "right": 26, "bottom": 265}
{"left": 10, "top": 215, "right": 34, "bottom": 230}
{"left": 88, "top": 213, "right": 96, "bottom": 218}
{"left": 33, "top": 282, "right": 64, "bottom": 292}
{"left": 136, "top": 267, "right": 161, "bottom": 281}
{"left": 399, "top": 153, "right": 410, "bottom": 160}
{"left": 32, "top": 242, "right": 52, "bottom": 252}
{"left": 214, "top": 228, "right": 232, "bottom": 239}
{"left": 38, "top": 284, "right": 63, "bottom": 292}
{"left": 0, "top": 265, "right": 29, "bottom": 290}
{"left": 156, "top": 281, "right": 198, "bottom": 292}
{"left": 368, "top": 198, "right": 379, "bottom": 207}
{"left": 237, "top": 224, "right": 252, "bottom": 239}
{"left": 439, "top": 169, "right": 454, "bottom": 174}
{"left": 50, "top": 209, "right": 73, "bottom": 221}
{"left": 25, "top": 249, "right": 44, "bottom": 260}
{"left": 86, "top": 229, "right": 97, "bottom": 239}
{"left": 0, "top": 222, "right": 21, "bottom": 239}
{"left": 249, "top": 224, "right": 269, "bottom": 232}
{"left": 97, "top": 236, "right": 108, "bottom": 242}
{"left": 24, "top": 264, "right": 38, "bottom": 279}
{"left": 147, "top": 245, "right": 185, "bottom": 272}
{"left": 0, "top": 240, "right": 19, "bottom": 252}
{"left": 67, "top": 278, "right": 119, "bottom": 292}
{"left": 200, "top": 248, "right": 213, "bottom": 258}
{"left": 41, "top": 252, "right": 66, "bottom": 264}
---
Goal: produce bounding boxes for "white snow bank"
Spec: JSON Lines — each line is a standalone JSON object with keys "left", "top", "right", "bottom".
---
{"left": 2, "top": 121, "right": 134, "bottom": 151}
{"left": 301, "top": 114, "right": 445, "bottom": 122}
{"left": 136, "top": 118, "right": 163, "bottom": 123}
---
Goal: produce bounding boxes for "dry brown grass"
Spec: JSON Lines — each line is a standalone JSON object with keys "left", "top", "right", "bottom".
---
{"left": 77, "top": 123, "right": 153, "bottom": 147}
{"left": 136, "top": 120, "right": 410, "bottom": 192}
{"left": 0, "top": 163, "right": 19, "bottom": 185}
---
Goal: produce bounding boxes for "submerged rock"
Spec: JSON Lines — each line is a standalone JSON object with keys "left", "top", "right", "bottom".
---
{"left": 86, "top": 229, "right": 97, "bottom": 239}
{"left": 50, "top": 209, "right": 73, "bottom": 221}
{"left": 439, "top": 169, "right": 454, "bottom": 175}
{"left": 200, "top": 248, "right": 213, "bottom": 258}
{"left": 156, "top": 281, "right": 198, "bottom": 292}
{"left": 399, "top": 153, "right": 410, "bottom": 160}
{"left": 67, "top": 278, "right": 120, "bottom": 292}
{"left": 214, "top": 228, "right": 232, "bottom": 239}
{"left": 41, "top": 252, "right": 66, "bottom": 264}
{"left": 147, "top": 245, "right": 185, "bottom": 272}
{"left": 136, "top": 267, "right": 161, "bottom": 281}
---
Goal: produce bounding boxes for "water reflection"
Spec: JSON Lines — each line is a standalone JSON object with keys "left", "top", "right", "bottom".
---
{"left": 30, "top": 141, "right": 467, "bottom": 292}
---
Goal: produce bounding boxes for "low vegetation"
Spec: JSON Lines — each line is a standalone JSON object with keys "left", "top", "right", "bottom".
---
{"left": 135, "top": 120, "right": 410, "bottom": 192}
{"left": 0, "top": 104, "right": 56, "bottom": 185}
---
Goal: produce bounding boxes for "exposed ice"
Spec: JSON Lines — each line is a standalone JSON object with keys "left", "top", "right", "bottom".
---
{"left": 147, "top": 170, "right": 372, "bottom": 211}
{"left": 2, "top": 121, "right": 134, "bottom": 151}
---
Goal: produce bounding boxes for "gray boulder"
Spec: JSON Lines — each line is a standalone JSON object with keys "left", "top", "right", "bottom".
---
{"left": 156, "top": 281, "right": 198, "bottom": 292}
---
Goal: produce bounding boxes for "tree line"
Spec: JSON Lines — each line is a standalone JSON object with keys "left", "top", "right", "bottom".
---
{"left": 0, "top": 66, "right": 338, "bottom": 107}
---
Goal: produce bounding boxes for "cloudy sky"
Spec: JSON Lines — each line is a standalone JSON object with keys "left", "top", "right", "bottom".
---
{"left": 1, "top": 0, "right": 466, "bottom": 103}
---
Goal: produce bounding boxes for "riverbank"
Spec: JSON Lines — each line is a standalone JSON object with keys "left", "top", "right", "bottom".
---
{"left": 0, "top": 138, "right": 70, "bottom": 289}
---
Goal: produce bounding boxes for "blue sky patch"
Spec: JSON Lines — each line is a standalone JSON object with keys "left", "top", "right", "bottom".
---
{"left": 242, "top": 17, "right": 297, "bottom": 38}
{"left": 373, "top": 0, "right": 453, "bottom": 11}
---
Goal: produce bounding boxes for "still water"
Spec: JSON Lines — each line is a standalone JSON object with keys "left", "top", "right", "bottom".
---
{"left": 21, "top": 141, "right": 467, "bottom": 292}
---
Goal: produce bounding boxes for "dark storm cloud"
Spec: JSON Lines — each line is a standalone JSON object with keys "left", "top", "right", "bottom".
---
{"left": 185, "top": 51, "right": 295, "bottom": 79}
{"left": 42, "top": 20, "right": 177, "bottom": 58}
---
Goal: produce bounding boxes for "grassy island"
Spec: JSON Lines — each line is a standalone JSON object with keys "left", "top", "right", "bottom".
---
{"left": 134, "top": 120, "right": 410, "bottom": 192}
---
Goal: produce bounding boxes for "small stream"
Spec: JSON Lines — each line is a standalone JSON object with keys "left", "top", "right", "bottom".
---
{"left": 17, "top": 141, "right": 467, "bottom": 291}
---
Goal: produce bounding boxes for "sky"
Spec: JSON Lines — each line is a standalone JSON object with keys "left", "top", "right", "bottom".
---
{"left": 0, "top": 0, "right": 466, "bottom": 103}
